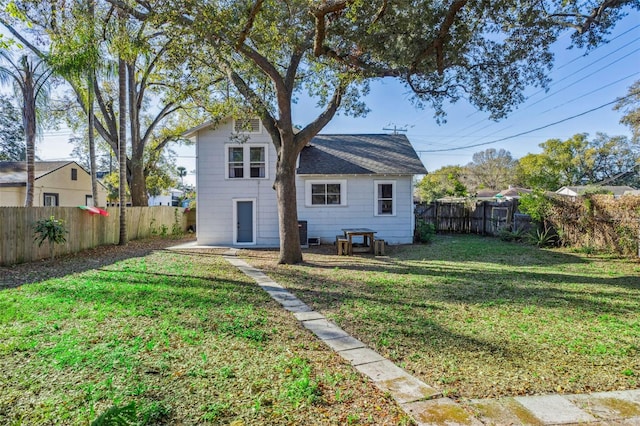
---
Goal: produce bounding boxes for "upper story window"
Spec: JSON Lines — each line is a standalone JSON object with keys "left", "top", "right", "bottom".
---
{"left": 226, "top": 145, "right": 267, "bottom": 179}
{"left": 249, "top": 147, "right": 265, "bottom": 178}
{"left": 305, "top": 180, "right": 347, "bottom": 206}
{"left": 233, "top": 118, "right": 261, "bottom": 134}
{"left": 374, "top": 180, "right": 396, "bottom": 216}
{"left": 71, "top": 168, "right": 78, "bottom": 181}
{"left": 228, "top": 147, "right": 244, "bottom": 178}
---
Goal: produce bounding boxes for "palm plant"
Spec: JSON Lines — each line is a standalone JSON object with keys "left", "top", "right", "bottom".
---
{"left": 0, "top": 51, "right": 52, "bottom": 206}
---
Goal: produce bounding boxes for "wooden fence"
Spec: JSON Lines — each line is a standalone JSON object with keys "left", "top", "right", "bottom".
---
{"left": 0, "top": 206, "right": 195, "bottom": 266}
{"left": 415, "top": 200, "right": 527, "bottom": 235}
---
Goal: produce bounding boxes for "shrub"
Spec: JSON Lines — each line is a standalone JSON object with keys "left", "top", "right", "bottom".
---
{"left": 415, "top": 219, "right": 436, "bottom": 243}
{"left": 33, "top": 215, "right": 68, "bottom": 259}
{"left": 498, "top": 227, "right": 526, "bottom": 242}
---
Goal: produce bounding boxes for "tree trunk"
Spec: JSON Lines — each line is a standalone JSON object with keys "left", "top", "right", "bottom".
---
{"left": 118, "top": 55, "right": 128, "bottom": 245}
{"left": 88, "top": 72, "right": 98, "bottom": 206}
{"left": 275, "top": 139, "right": 302, "bottom": 264}
{"left": 127, "top": 63, "right": 148, "bottom": 206}
{"left": 23, "top": 72, "right": 36, "bottom": 207}
{"left": 88, "top": 0, "right": 98, "bottom": 207}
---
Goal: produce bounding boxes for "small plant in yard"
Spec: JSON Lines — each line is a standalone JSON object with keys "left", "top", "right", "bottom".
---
{"left": 91, "top": 402, "right": 137, "bottom": 426}
{"left": 171, "top": 208, "right": 184, "bottom": 236}
{"left": 33, "top": 215, "right": 68, "bottom": 259}
{"left": 415, "top": 218, "right": 436, "bottom": 243}
{"left": 498, "top": 226, "right": 526, "bottom": 242}
{"left": 527, "top": 227, "right": 557, "bottom": 247}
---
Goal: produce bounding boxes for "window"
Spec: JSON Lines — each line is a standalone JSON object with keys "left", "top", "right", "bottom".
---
{"left": 44, "top": 193, "right": 59, "bottom": 206}
{"left": 226, "top": 145, "right": 267, "bottom": 179}
{"left": 85, "top": 195, "right": 93, "bottom": 206}
{"left": 228, "top": 147, "right": 244, "bottom": 178}
{"left": 305, "top": 180, "right": 347, "bottom": 206}
{"left": 374, "top": 181, "right": 396, "bottom": 216}
{"left": 250, "top": 147, "right": 265, "bottom": 178}
{"left": 71, "top": 168, "right": 78, "bottom": 180}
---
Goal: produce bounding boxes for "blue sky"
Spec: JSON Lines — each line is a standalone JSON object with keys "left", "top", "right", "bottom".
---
{"left": 38, "top": 9, "right": 639, "bottom": 185}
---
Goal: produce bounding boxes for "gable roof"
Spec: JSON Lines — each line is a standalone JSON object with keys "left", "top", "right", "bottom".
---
{"left": 297, "top": 134, "right": 427, "bottom": 175}
{"left": 498, "top": 187, "right": 532, "bottom": 197}
{"left": 0, "top": 161, "right": 84, "bottom": 186}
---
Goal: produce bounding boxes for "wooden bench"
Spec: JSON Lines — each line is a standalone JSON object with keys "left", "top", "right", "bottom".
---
{"left": 374, "top": 239, "right": 385, "bottom": 256}
{"left": 336, "top": 238, "right": 352, "bottom": 255}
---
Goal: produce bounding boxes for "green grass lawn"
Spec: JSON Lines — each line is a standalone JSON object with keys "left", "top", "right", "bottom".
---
{"left": 0, "top": 248, "right": 410, "bottom": 425}
{"left": 245, "top": 235, "right": 640, "bottom": 399}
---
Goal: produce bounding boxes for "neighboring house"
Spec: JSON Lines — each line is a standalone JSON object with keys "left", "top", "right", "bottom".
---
{"left": 556, "top": 185, "right": 636, "bottom": 199}
{"left": 186, "top": 118, "right": 427, "bottom": 247}
{"left": 148, "top": 188, "right": 184, "bottom": 206}
{"left": 0, "top": 161, "right": 107, "bottom": 207}
{"left": 497, "top": 186, "right": 532, "bottom": 200}
{"left": 475, "top": 189, "right": 501, "bottom": 199}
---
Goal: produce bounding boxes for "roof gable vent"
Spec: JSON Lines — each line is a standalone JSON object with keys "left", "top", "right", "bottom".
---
{"left": 234, "top": 118, "right": 261, "bottom": 134}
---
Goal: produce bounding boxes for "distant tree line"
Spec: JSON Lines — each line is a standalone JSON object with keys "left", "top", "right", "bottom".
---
{"left": 417, "top": 121, "right": 640, "bottom": 202}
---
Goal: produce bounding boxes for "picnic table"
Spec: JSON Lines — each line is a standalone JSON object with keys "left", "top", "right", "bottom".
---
{"left": 341, "top": 228, "right": 377, "bottom": 254}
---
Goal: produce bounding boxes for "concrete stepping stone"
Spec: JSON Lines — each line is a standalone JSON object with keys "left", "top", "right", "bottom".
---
{"left": 302, "top": 318, "right": 351, "bottom": 341}
{"left": 402, "top": 398, "right": 483, "bottom": 426}
{"left": 469, "top": 398, "right": 543, "bottom": 425}
{"left": 338, "top": 347, "right": 386, "bottom": 366}
{"left": 320, "top": 335, "right": 367, "bottom": 352}
{"left": 513, "top": 395, "right": 597, "bottom": 424}
{"left": 568, "top": 391, "right": 640, "bottom": 421}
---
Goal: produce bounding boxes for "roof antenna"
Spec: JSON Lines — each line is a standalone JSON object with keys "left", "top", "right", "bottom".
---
{"left": 383, "top": 123, "right": 411, "bottom": 135}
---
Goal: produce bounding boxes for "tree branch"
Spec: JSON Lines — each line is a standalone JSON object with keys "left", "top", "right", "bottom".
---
{"left": 412, "top": 0, "right": 469, "bottom": 75}
{"left": 295, "top": 82, "right": 345, "bottom": 149}
{"left": 236, "top": 0, "right": 264, "bottom": 49}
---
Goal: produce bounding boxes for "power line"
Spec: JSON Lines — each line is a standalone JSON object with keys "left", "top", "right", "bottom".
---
{"left": 417, "top": 91, "right": 638, "bottom": 153}
{"left": 440, "top": 34, "right": 640, "bottom": 138}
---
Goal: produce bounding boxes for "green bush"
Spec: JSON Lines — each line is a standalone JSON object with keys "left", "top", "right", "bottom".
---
{"left": 498, "top": 227, "right": 526, "bottom": 242}
{"left": 415, "top": 219, "right": 436, "bottom": 243}
{"left": 33, "top": 215, "right": 68, "bottom": 259}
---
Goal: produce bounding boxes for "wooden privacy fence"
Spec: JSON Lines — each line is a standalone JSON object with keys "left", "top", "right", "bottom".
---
{"left": 415, "top": 200, "right": 524, "bottom": 235}
{"left": 0, "top": 206, "right": 193, "bottom": 266}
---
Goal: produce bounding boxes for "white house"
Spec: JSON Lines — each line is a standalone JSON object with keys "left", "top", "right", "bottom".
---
{"left": 148, "top": 188, "right": 184, "bottom": 206}
{"left": 186, "top": 118, "right": 427, "bottom": 247}
{"left": 556, "top": 185, "right": 636, "bottom": 199}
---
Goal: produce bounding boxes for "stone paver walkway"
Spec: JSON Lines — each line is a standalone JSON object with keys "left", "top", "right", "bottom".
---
{"left": 214, "top": 248, "right": 640, "bottom": 425}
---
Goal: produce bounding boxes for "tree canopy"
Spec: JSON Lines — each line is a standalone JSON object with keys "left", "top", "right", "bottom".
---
{"left": 466, "top": 148, "right": 518, "bottom": 191}
{"left": 416, "top": 165, "right": 468, "bottom": 202}
{"left": 516, "top": 133, "right": 640, "bottom": 189}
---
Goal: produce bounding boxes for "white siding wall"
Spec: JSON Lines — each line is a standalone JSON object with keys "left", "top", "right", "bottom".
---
{"left": 296, "top": 175, "right": 415, "bottom": 244}
{"left": 196, "top": 120, "right": 279, "bottom": 246}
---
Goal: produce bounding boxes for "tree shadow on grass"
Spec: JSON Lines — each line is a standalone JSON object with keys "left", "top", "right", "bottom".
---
{"left": 0, "top": 237, "right": 198, "bottom": 290}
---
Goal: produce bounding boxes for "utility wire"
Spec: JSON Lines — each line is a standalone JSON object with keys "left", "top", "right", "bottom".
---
{"left": 448, "top": 34, "right": 640, "bottom": 136}
{"left": 418, "top": 91, "right": 639, "bottom": 153}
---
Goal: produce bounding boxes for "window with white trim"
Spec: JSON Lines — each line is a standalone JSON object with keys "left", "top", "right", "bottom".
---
{"left": 305, "top": 180, "right": 347, "bottom": 206}
{"left": 249, "top": 147, "right": 265, "bottom": 178}
{"left": 374, "top": 180, "right": 396, "bottom": 216}
{"left": 226, "top": 145, "right": 267, "bottom": 179}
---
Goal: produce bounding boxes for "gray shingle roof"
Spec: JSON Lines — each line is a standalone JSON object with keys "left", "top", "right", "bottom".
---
{"left": 0, "top": 161, "right": 75, "bottom": 186}
{"left": 297, "top": 134, "right": 427, "bottom": 175}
